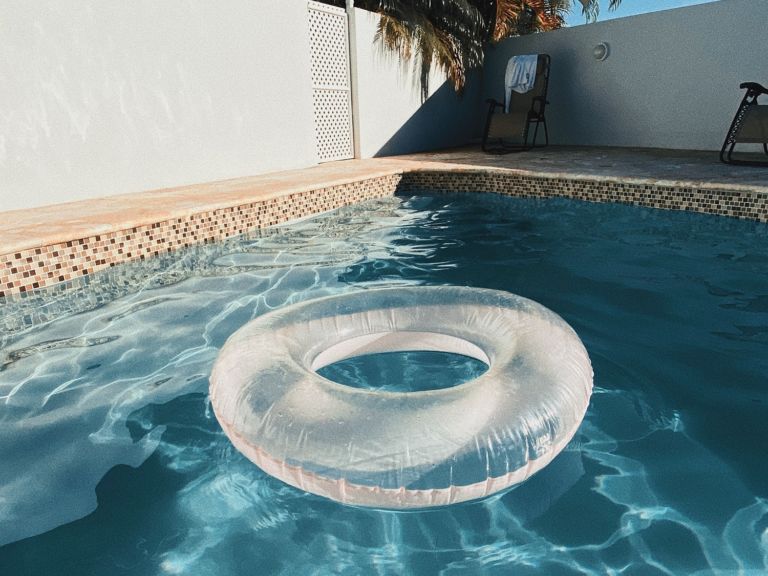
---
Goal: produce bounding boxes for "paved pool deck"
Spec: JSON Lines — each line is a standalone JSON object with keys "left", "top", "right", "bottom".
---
{"left": 1, "top": 145, "right": 766, "bottom": 257}
{"left": 397, "top": 146, "right": 768, "bottom": 191}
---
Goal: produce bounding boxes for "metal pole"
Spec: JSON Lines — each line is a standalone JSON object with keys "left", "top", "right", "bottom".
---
{"left": 346, "top": 0, "right": 361, "bottom": 158}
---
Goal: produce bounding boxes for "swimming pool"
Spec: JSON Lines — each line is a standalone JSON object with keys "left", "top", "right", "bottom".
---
{"left": 1, "top": 193, "right": 767, "bottom": 574}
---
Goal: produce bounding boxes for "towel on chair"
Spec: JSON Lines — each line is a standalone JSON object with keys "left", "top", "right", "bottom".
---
{"left": 505, "top": 54, "right": 538, "bottom": 112}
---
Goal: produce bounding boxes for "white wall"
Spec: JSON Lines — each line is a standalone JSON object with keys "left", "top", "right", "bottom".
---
{"left": 0, "top": 0, "right": 317, "bottom": 212}
{"left": 483, "top": 0, "right": 767, "bottom": 150}
{"left": 7, "top": 1, "right": 752, "bottom": 213}
{"left": 353, "top": 8, "right": 482, "bottom": 158}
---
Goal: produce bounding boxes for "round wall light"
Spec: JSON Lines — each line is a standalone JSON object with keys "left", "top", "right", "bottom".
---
{"left": 593, "top": 42, "right": 610, "bottom": 61}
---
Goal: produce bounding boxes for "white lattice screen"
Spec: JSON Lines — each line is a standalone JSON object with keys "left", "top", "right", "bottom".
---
{"left": 308, "top": 1, "right": 354, "bottom": 162}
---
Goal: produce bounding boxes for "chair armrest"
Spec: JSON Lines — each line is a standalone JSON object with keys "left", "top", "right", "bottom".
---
{"left": 740, "top": 82, "right": 768, "bottom": 96}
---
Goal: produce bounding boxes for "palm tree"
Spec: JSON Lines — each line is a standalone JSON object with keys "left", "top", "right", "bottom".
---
{"left": 372, "top": 0, "right": 488, "bottom": 100}
{"left": 338, "top": 0, "right": 624, "bottom": 98}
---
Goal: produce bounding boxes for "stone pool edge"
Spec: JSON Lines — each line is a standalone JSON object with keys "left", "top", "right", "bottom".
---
{"left": 2, "top": 159, "right": 767, "bottom": 298}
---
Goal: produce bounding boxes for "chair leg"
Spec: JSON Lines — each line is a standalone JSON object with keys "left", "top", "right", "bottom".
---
{"left": 527, "top": 120, "right": 539, "bottom": 149}
{"left": 484, "top": 123, "right": 532, "bottom": 155}
{"left": 720, "top": 141, "right": 735, "bottom": 164}
{"left": 721, "top": 95, "right": 749, "bottom": 164}
{"left": 483, "top": 113, "right": 549, "bottom": 155}
{"left": 527, "top": 118, "right": 548, "bottom": 149}
{"left": 721, "top": 140, "right": 768, "bottom": 167}
{"left": 490, "top": 118, "right": 548, "bottom": 155}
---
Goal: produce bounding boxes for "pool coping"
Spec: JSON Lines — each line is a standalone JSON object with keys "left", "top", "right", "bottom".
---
{"left": 2, "top": 157, "right": 768, "bottom": 298}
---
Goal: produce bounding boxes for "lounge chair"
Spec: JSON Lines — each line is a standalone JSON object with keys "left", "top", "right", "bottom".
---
{"left": 482, "top": 53, "right": 551, "bottom": 154}
{"left": 720, "top": 82, "right": 768, "bottom": 166}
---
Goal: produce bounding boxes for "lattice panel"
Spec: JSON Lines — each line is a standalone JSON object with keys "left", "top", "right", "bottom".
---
{"left": 308, "top": 4, "right": 349, "bottom": 89}
{"left": 313, "top": 89, "right": 353, "bottom": 162}
{"left": 308, "top": 1, "right": 354, "bottom": 163}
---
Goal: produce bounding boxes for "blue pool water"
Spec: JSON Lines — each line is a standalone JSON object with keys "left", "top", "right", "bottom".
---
{"left": 317, "top": 350, "right": 489, "bottom": 392}
{"left": 1, "top": 193, "right": 767, "bottom": 575}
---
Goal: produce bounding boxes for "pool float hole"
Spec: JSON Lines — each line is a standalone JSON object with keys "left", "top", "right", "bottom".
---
{"left": 315, "top": 349, "right": 490, "bottom": 393}
{"left": 310, "top": 331, "right": 490, "bottom": 371}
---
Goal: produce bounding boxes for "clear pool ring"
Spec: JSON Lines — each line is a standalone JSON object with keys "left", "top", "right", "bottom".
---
{"left": 210, "top": 286, "right": 593, "bottom": 509}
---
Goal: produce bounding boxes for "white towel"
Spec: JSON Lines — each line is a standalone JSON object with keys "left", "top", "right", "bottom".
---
{"left": 504, "top": 54, "right": 538, "bottom": 112}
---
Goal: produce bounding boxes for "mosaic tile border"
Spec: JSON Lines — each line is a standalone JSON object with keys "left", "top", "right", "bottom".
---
{"left": 397, "top": 170, "right": 768, "bottom": 223}
{"left": 0, "top": 196, "right": 414, "bottom": 341}
{"left": 0, "top": 175, "right": 402, "bottom": 298}
{"left": 2, "top": 167, "right": 767, "bottom": 299}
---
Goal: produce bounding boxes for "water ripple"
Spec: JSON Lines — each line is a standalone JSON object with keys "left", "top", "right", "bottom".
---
{"left": 1, "top": 194, "right": 767, "bottom": 574}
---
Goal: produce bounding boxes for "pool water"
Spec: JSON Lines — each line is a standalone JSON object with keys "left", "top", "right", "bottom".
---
{"left": 317, "top": 350, "right": 489, "bottom": 392}
{"left": 1, "top": 193, "right": 767, "bottom": 575}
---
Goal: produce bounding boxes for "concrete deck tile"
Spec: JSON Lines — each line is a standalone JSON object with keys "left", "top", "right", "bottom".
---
{"left": 1, "top": 146, "right": 766, "bottom": 256}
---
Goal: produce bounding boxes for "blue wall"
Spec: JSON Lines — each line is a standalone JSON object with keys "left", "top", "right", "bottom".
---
{"left": 482, "top": 0, "right": 767, "bottom": 150}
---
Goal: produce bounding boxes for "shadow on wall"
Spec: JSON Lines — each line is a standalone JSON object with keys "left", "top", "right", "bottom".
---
{"left": 374, "top": 78, "right": 485, "bottom": 157}
{"left": 479, "top": 0, "right": 767, "bottom": 151}
{"left": 545, "top": 45, "right": 637, "bottom": 147}
{"left": 481, "top": 43, "right": 631, "bottom": 148}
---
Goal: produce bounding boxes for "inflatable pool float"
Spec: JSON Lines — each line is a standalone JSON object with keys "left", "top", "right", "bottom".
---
{"left": 210, "top": 286, "right": 593, "bottom": 509}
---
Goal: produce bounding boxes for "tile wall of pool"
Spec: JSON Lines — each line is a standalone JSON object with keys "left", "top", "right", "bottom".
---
{"left": 2, "top": 164, "right": 767, "bottom": 301}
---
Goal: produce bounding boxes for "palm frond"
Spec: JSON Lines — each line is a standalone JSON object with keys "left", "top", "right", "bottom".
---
{"left": 576, "top": 0, "right": 624, "bottom": 23}
{"left": 371, "top": 0, "right": 486, "bottom": 98}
